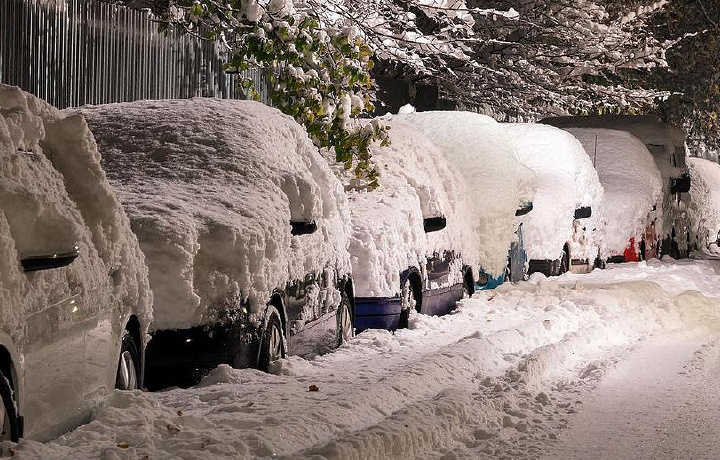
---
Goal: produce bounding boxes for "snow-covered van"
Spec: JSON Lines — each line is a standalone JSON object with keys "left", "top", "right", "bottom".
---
{"left": 393, "top": 110, "right": 537, "bottom": 288}
{"left": 541, "top": 115, "right": 690, "bottom": 259}
{"left": 347, "top": 119, "right": 476, "bottom": 331}
{"left": 0, "top": 85, "right": 152, "bottom": 441}
{"left": 564, "top": 128, "right": 663, "bottom": 263}
{"left": 505, "top": 123, "right": 604, "bottom": 276}
{"left": 81, "top": 99, "right": 353, "bottom": 389}
{"left": 687, "top": 157, "right": 720, "bottom": 255}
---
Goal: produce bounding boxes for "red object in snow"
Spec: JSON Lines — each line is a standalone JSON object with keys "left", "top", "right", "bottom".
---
{"left": 624, "top": 237, "right": 640, "bottom": 262}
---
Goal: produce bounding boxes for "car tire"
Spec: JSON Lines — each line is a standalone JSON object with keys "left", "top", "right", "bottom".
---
{"left": 115, "top": 331, "right": 140, "bottom": 391}
{"left": 337, "top": 292, "right": 354, "bottom": 346}
{"left": 258, "top": 311, "right": 285, "bottom": 372}
{"left": 462, "top": 273, "right": 474, "bottom": 298}
{"left": 0, "top": 369, "right": 20, "bottom": 442}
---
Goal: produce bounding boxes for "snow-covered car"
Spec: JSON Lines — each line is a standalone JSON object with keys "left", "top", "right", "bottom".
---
{"left": 0, "top": 85, "right": 152, "bottom": 441}
{"left": 564, "top": 128, "right": 663, "bottom": 263}
{"left": 505, "top": 123, "right": 604, "bottom": 276}
{"left": 687, "top": 157, "right": 720, "bottom": 255}
{"left": 541, "top": 115, "right": 690, "bottom": 259}
{"left": 81, "top": 99, "right": 353, "bottom": 390}
{"left": 347, "top": 119, "right": 477, "bottom": 331}
{"left": 393, "top": 110, "right": 537, "bottom": 288}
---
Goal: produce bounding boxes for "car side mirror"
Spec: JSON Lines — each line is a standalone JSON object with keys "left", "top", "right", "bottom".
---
{"left": 574, "top": 206, "right": 592, "bottom": 219}
{"left": 21, "top": 246, "right": 79, "bottom": 272}
{"left": 515, "top": 202, "right": 533, "bottom": 217}
{"left": 424, "top": 217, "right": 447, "bottom": 233}
{"left": 290, "top": 220, "right": 318, "bottom": 236}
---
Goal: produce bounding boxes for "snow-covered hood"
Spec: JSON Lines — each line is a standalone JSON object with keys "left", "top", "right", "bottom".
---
{"left": 0, "top": 84, "right": 152, "bottom": 344}
{"left": 79, "top": 99, "right": 351, "bottom": 331}
{"left": 505, "top": 123, "right": 604, "bottom": 261}
{"left": 346, "top": 119, "right": 476, "bottom": 297}
{"left": 566, "top": 128, "right": 663, "bottom": 257}
{"left": 391, "top": 111, "right": 536, "bottom": 276}
{"left": 688, "top": 157, "right": 720, "bottom": 251}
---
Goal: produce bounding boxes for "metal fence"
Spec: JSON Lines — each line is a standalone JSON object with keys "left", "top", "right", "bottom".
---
{"left": 0, "top": 0, "right": 268, "bottom": 108}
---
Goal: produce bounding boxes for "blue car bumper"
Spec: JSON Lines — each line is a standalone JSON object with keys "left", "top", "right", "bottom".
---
{"left": 354, "top": 296, "right": 403, "bottom": 331}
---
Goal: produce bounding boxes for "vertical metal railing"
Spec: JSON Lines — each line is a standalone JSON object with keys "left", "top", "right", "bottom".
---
{"left": 0, "top": 0, "right": 269, "bottom": 108}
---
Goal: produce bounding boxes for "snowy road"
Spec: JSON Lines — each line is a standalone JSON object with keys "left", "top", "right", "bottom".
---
{"left": 10, "top": 258, "right": 720, "bottom": 459}
{"left": 543, "top": 331, "right": 720, "bottom": 460}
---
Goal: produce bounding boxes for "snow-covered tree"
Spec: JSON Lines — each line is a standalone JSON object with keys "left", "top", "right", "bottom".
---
{"left": 162, "top": 0, "right": 387, "bottom": 187}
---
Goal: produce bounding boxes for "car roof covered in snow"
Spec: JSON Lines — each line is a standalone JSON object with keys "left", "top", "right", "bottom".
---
{"left": 505, "top": 123, "right": 604, "bottom": 262}
{"left": 343, "top": 118, "right": 477, "bottom": 297}
{"left": 79, "top": 98, "right": 351, "bottom": 331}
{"left": 0, "top": 84, "right": 152, "bottom": 341}
{"left": 391, "top": 110, "right": 536, "bottom": 276}
{"left": 540, "top": 114, "right": 687, "bottom": 178}
{"left": 565, "top": 128, "right": 663, "bottom": 257}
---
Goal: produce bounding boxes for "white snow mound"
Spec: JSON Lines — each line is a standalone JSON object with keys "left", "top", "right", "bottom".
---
{"left": 345, "top": 119, "right": 477, "bottom": 297}
{"left": 688, "top": 157, "right": 720, "bottom": 251}
{"left": 506, "top": 123, "right": 604, "bottom": 262}
{"left": 0, "top": 84, "right": 152, "bottom": 374}
{"left": 566, "top": 128, "right": 663, "bottom": 258}
{"left": 392, "top": 110, "right": 537, "bottom": 276}
{"left": 79, "top": 99, "right": 351, "bottom": 331}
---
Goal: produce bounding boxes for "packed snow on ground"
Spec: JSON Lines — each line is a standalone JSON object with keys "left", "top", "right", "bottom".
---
{"left": 77, "top": 99, "right": 351, "bottom": 331}
{"left": 688, "top": 157, "right": 720, "bottom": 254}
{"left": 565, "top": 128, "right": 663, "bottom": 258}
{"left": 340, "top": 119, "right": 478, "bottom": 297}
{"left": 0, "top": 84, "right": 152, "bottom": 362}
{"left": 12, "top": 258, "right": 720, "bottom": 459}
{"left": 390, "top": 109, "right": 536, "bottom": 277}
{"left": 505, "top": 123, "right": 604, "bottom": 262}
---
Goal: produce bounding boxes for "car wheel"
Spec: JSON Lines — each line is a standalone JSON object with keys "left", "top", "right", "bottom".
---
{"left": 337, "top": 292, "right": 354, "bottom": 346}
{"left": 0, "top": 369, "right": 20, "bottom": 442}
{"left": 258, "top": 312, "right": 285, "bottom": 372}
{"left": 462, "top": 274, "right": 473, "bottom": 298}
{"left": 115, "top": 331, "right": 140, "bottom": 391}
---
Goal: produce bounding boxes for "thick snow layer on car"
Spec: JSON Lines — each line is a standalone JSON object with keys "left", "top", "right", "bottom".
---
{"left": 688, "top": 157, "right": 720, "bottom": 251}
{"left": 16, "top": 259, "right": 720, "bottom": 459}
{"left": 0, "top": 84, "right": 152, "bottom": 346}
{"left": 566, "top": 128, "right": 663, "bottom": 258}
{"left": 79, "top": 99, "right": 351, "bottom": 331}
{"left": 344, "top": 119, "right": 477, "bottom": 297}
{"left": 390, "top": 110, "right": 537, "bottom": 276}
{"left": 505, "top": 123, "right": 604, "bottom": 262}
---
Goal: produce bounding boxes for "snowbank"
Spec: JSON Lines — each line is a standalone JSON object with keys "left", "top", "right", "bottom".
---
{"left": 16, "top": 259, "right": 720, "bottom": 458}
{"left": 78, "top": 99, "right": 351, "bottom": 331}
{"left": 505, "top": 123, "right": 604, "bottom": 262}
{"left": 566, "top": 128, "right": 663, "bottom": 258}
{"left": 0, "top": 84, "right": 152, "bottom": 348}
{"left": 344, "top": 119, "right": 476, "bottom": 297}
{"left": 688, "top": 157, "right": 720, "bottom": 251}
{"left": 391, "top": 110, "right": 536, "bottom": 276}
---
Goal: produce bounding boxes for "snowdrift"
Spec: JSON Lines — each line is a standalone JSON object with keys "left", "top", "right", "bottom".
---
{"left": 566, "top": 128, "right": 663, "bottom": 258}
{"left": 0, "top": 84, "right": 152, "bottom": 347}
{"left": 345, "top": 119, "right": 477, "bottom": 298}
{"left": 391, "top": 110, "right": 536, "bottom": 277}
{"left": 505, "top": 123, "right": 604, "bottom": 262}
{"left": 79, "top": 99, "right": 351, "bottom": 331}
